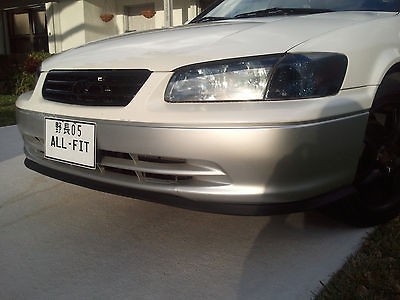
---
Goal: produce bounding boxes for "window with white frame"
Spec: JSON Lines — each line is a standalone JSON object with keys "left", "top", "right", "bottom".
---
{"left": 124, "top": 3, "right": 156, "bottom": 32}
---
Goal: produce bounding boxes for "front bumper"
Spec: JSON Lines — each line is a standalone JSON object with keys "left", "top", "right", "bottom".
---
{"left": 17, "top": 107, "right": 368, "bottom": 212}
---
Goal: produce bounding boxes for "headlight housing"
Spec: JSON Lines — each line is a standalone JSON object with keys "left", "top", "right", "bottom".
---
{"left": 165, "top": 53, "right": 347, "bottom": 102}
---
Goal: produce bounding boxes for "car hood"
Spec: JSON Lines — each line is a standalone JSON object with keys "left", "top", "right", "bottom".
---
{"left": 42, "top": 11, "right": 394, "bottom": 72}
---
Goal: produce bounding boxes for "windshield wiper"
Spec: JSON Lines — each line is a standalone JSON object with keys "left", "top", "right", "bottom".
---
{"left": 194, "top": 7, "right": 334, "bottom": 23}
{"left": 194, "top": 16, "right": 230, "bottom": 23}
{"left": 234, "top": 7, "right": 334, "bottom": 19}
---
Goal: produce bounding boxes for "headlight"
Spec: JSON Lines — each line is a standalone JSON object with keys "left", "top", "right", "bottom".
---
{"left": 165, "top": 53, "right": 347, "bottom": 102}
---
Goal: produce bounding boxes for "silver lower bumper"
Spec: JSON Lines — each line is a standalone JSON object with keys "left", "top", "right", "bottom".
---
{"left": 17, "top": 108, "right": 368, "bottom": 206}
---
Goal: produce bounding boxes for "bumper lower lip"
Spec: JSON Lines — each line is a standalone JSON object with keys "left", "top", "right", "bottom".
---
{"left": 24, "top": 157, "right": 356, "bottom": 215}
{"left": 17, "top": 107, "right": 368, "bottom": 208}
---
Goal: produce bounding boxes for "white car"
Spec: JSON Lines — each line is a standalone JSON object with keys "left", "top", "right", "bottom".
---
{"left": 16, "top": 0, "right": 400, "bottom": 226}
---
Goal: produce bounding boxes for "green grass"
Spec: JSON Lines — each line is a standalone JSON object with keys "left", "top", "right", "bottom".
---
{"left": 316, "top": 216, "right": 400, "bottom": 299}
{"left": 0, "top": 94, "right": 17, "bottom": 127}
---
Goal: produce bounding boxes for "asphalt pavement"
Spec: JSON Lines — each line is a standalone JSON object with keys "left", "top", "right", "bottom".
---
{"left": 0, "top": 125, "right": 370, "bottom": 299}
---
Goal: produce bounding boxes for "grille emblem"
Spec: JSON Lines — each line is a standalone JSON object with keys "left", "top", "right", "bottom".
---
{"left": 72, "top": 80, "right": 98, "bottom": 95}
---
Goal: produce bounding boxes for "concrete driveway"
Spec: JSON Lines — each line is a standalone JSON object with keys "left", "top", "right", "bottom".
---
{"left": 0, "top": 125, "right": 369, "bottom": 299}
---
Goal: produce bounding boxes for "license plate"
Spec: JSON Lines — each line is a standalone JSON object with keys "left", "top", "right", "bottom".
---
{"left": 45, "top": 118, "right": 96, "bottom": 169}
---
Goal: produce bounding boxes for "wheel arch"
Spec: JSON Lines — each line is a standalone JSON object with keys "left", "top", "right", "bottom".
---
{"left": 373, "top": 63, "right": 400, "bottom": 107}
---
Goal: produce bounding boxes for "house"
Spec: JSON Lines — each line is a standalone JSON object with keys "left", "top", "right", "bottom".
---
{"left": 0, "top": 0, "right": 212, "bottom": 55}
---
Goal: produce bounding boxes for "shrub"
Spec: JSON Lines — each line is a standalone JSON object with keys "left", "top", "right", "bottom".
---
{"left": 23, "top": 51, "right": 52, "bottom": 73}
{"left": 14, "top": 71, "right": 36, "bottom": 96}
{"left": 0, "top": 55, "right": 19, "bottom": 94}
{"left": 14, "top": 51, "right": 52, "bottom": 95}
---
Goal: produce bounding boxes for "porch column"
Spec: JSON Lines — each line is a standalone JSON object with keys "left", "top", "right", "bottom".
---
{"left": 163, "top": 0, "right": 173, "bottom": 27}
{"left": 0, "top": 12, "right": 8, "bottom": 54}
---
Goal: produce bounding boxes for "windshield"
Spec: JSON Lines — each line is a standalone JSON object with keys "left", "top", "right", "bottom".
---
{"left": 193, "top": 0, "right": 400, "bottom": 22}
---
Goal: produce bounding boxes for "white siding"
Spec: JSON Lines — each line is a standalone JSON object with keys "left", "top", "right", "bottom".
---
{"left": 173, "top": 0, "right": 198, "bottom": 26}
{"left": 46, "top": 0, "right": 199, "bottom": 53}
{"left": 83, "top": 0, "right": 118, "bottom": 43}
{"left": 114, "top": 0, "right": 166, "bottom": 35}
{"left": 46, "top": 0, "right": 85, "bottom": 53}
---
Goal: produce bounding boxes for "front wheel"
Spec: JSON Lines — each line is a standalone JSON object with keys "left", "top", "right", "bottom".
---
{"left": 344, "top": 97, "right": 400, "bottom": 226}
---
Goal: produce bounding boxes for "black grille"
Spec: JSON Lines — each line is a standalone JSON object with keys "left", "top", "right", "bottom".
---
{"left": 42, "top": 69, "right": 152, "bottom": 106}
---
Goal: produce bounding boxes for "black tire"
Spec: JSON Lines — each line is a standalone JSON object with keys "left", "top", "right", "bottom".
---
{"left": 344, "top": 96, "right": 400, "bottom": 227}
